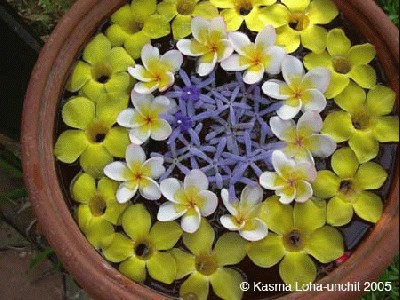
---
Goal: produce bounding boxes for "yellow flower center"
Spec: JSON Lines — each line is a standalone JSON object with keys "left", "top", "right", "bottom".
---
{"left": 86, "top": 120, "right": 110, "bottom": 143}
{"left": 235, "top": 0, "right": 253, "bottom": 16}
{"left": 127, "top": 20, "right": 144, "bottom": 34}
{"left": 351, "top": 109, "right": 370, "bottom": 131}
{"left": 88, "top": 194, "right": 107, "bottom": 217}
{"left": 288, "top": 12, "right": 310, "bottom": 31}
{"left": 134, "top": 240, "right": 153, "bottom": 260}
{"left": 333, "top": 56, "right": 352, "bottom": 74}
{"left": 195, "top": 253, "right": 218, "bottom": 276}
{"left": 93, "top": 63, "right": 112, "bottom": 84}
{"left": 283, "top": 229, "right": 306, "bottom": 251}
{"left": 176, "top": 0, "right": 197, "bottom": 15}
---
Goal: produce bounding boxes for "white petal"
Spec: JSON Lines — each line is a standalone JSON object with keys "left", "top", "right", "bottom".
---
{"left": 128, "top": 65, "right": 151, "bottom": 82}
{"left": 184, "top": 169, "right": 208, "bottom": 190}
{"left": 134, "top": 81, "right": 159, "bottom": 94}
{"left": 276, "top": 187, "right": 295, "bottom": 204}
{"left": 191, "top": 17, "right": 210, "bottom": 43}
{"left": 220, "top": 55, "right": 249, "bottom": 71}
{"left": 309, "top": 134, "right": 337, "bottom": 157}
{"left": 157, "top": 202, "right": 186, "bottom": 221}
{"left": 221, "top": 189, "right": 238, "bottom": 215}
{"left": 129, "top": 127, "right": 151, "bottom": 144}
{"left": 176, "top": 39, "right": 199, "bottom": 56}
{"left": 131, "top": 91, "right": 153, "bottom": 110}
{"left": 198, "top": 190, "right": 218, "bottom": 216}
{"left": 239, "top": 219, "right": 268, "bottom": 241}
{"left": 209, "top": 16, "right": 227, "bottom": 35}
{"left": 277, "top": 101, "right": 302, "bottom": 120}
{"left": 152, "top": 95, "right": 171, "bottom": 112}
{"left": 243, "top": 67, "right": 265, "bottom": 84}
{"left": 151, "top": 119, "right": 172, "bottom": 141}
{"left": 264, "top": 46, "right": 286, "bottom": 75}
{"left": 259, "top": 172, "right": 282, "bottom": 190}
{"left": 296, "top": 161, "right": 317, "bottom": 182}
{"left": 159, "top": 72, "right": 176, "bottom": 92}
{"left": 160, "top": 178, "right": 182, "bottom": 202}
{"left": 160, "top": 50, "right": 183, "bottom": 72}
{"left": 262, "top": 80, "right": 289, "bottom": 100}
{"left": 228, "top": 31, "right": 251, "bottom": 55}
{"left": 220, "top": 215, "right": 240, "bottom": 231}
{"left": 141, "top": 43, "right": 159, "bottom": 70}
{"left": 295, "top": 181, "right": 313, "bottom": 203}
{"left": 303, "top": 67, "right": 331, "bottom": 93}
{"left": 140, "top": 178, "right": 161, "bottom": 200}
{"left": 240, "top": 185, "right": 263, "bottom": 207}
{"left": 143, "top": 157, "right": 165, "bottom": 178}
{"left": 255, "top": 25, "right": 276, "bottom": 48}
{"left": 272, "top": 150, "right": 294, "bottom": 174}
{"left": 198, "top": 54, "right": 217, "bottom": 76}
{"left": 116, "top": 183, "right": 137, "bottom": 204}
{"left": 270, "top": 116, "right": 295, "bottom": 141}
{"left": 104, "top": 162, "right": 131, "bottom": 181}
{"left": 302, "top": 89, "right": 327, "bottom": 113}
{"left": 126, "top": 144, "right": 146, "bottom": 167}
{"left": 117, "top": 108, "right": 138, "bottom": 128}
{"left": 282, "top": 55, "right": 304, "bottom": 85}
{"left": 181, "top": 208, "right": 201, "bottom": 233}
{"left": 297, "top": 111, "right": 323, "bottom": 133}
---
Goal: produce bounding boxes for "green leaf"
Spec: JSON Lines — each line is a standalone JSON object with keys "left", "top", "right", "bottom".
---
{"left": 29, "top": 247, "right": 54, "bottom": 270}
{"left": 0, "top": 157, "right": 23, "bottom": 178}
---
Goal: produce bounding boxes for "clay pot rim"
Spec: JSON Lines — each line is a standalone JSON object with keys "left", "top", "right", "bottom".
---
{"left": 21, "top": 0, "right": 399, "bottom": 300}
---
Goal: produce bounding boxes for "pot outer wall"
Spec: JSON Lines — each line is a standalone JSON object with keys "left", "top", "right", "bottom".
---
{"left": 21, "top": 0, "right": 399, "bottom": 300}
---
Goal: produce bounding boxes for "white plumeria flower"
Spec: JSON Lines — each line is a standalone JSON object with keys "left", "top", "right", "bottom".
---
{"left": 104, "top": 144, "right": 165, "bottom": 203}
{"left": 220, "top": 185, "right": 268, "bottom": 241}
{"left": 158, "top": 170, "right": 218, "bottom": 233}
{"left": 176, "top": 16, "right": 233, "bottom": 76}
{"left": 221, "top": 25, "right": 286, "bottom": 84}
{"left": 270, "top": 111, "right": 336, "bottom": 162}
{"left": 128, "top": 43, "right": 183, "bottom": 94}
{"left": 117, "top": 91, "right": 174, "bottom": 145}
{"left": 259, "top": 150, "right": 317, "bottom": 204}
{"left": 262, "top": 55, "right": 330, "bottom": 120}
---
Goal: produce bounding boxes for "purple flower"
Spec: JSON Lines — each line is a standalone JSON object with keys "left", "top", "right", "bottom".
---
{"left": 173, "top": 111, "right": 193, "bottom": 133}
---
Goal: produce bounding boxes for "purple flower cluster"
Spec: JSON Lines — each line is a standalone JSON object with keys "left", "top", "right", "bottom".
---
{"left": 152, "top": 69, "right": 283, "bottom": 199}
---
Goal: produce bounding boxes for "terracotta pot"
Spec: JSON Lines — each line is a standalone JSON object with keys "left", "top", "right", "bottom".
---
{"left": 21, "top": 0, "right": 399, "bottom": 299}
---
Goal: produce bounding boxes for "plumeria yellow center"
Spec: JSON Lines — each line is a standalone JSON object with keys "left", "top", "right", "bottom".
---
{"left": 134, "top": 240, "right": 153, "bottom": 260}
{"left": 175, "top": 186, "right": 202, "bottom": 209}
{"left": 234, "top": 0, "right": 253, "bottom": 16}
{"left": 332, "top": 56, "right": 352, "bottom": 74}
{"left": 283, "top": 229, "right": 306, "bottom": 251}
{"left": 176, "top": 0, "right": 197, "bottom": 15}
{"left": 92, "top": 63, "right": 112, "bottom": 84}
{"left": 288, "top": 12, "right": 310, "bottom": 31}
{"left": 130, "top": 163, "right": 151, "bottom": 186}
{"left": 195, "top": 253, "right": 218, "bottom": 276}
{"left": 86, "top": 120, "right": 110, "bottom": 143}
{"left": 88, "top": 194, "right": 107, "bottom": 217}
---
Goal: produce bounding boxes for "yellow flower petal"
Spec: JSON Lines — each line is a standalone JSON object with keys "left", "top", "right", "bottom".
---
{"left": 105, "top": 24, "right": 130, "bottom": 46}
{"left": 334, "top": 83, "right": 366, "bottom": 113}
{"left": 300, "top": 25, "right": 327, "bottom": 54}
{"left": 312, "top": 170, "right": 340, "bottom": 198}
{"left": 130, "top": 0, "right": 157, "bottom": 17}
{"left": 303, "top": 51, "right": 332, "bottom": 70}
{"left": 327, "top": 28, "right": 351, "bottom": 56}
{"left": 282, "top": 0, "right": 310, "bottom": 10}
{"left": 348, "top": 131, "right": 379, "bottom": 163}
{"left": 305, "top": 226, "right": 343, "bottom": 263}
{"left": 149, "top": 221, "right": 182, "bottom": 250}
{"left": 353, "top": 191, "right": 383, "bottom": 223}
{"left": 62, "top": 97, "right": 95, "bottom": 130}
{"left": 259, "top": 196, "right": 293, "bottom": 235}
{"left": 221, "top": 8, "right": 244, "bottom": 31}
{"left": 258, "top": 4, "right": 289, "bottom": 28}
{"left": 327, "top": 196, "right": 354, "bottom": 226}
{"left": 350, "top": 64, "right": 376, "bottom": 89}
{"left": 80, "top": 144, "right": 113, "bottom": 179}
{"left": 171, "top": 248, "right": 196, "bottom": 279}
{"left": 180, "top": 272, "right": 209, "bottom": 300}
{"left": 71, "top": 173, "right": 96, "bottom": 204}
{"left": 67, "top": 61, "right": 91, "bottom": 92}
{"left": 366, "top": 85, "right": 396, "bottom": 117}
{"left": 156, "top": 0, "right": 177, "bottom": 21}
{"left": 183, "top": 219, "right": 215, "bottom": 255}
{"left": 372, "top": 116, "right": 399, "bottom": 142}
{"left": 119, "top": 256, "right": 147, "bottom": 283}
{"left": 322, "top": 111, "right": 353, "bottom": 142}
{"left": 294, "top": 199, "right": 326, "bottom": 235}
{"left": 125, "top": 32, "right": 151, "bottom": 59}
{"left": 122, "top": 204, "right": 152, "bottom": 241}
{"left": 348, "top": 43, "right": 376, "bottom": 66}
{"left": 331, "top": 147, "right": 359, "bottom": 179}
{"left": 54, "top": 130, "right": 88, "bottom": 163}
{"left": 110, "top": 4, "right": 133, "bottom": 27}
{"left": 105, "top": 72, "right": 132, "bottom": 96}
{"left": 77, "top": 205, "right": 92, "bottom": 233}
{"left": 244, "top": 7, "right": 266, "bottom": 32}
{"left": 107, "top": 47, "right": 135, "bottom": 72}
{"left": 210, "top": 0, "right": 234, "bottom": 8}
{"left": 247, "top": 233, "right": 285, "bottom": 267}
{"left": 147, "top": 251, "right": 177, "bottom": 284}
{"left": 172, "top": 14, "right": 193, "bottom": 40}
{"left": 325, "top": 71, "right": 350, "bottom": 99}
{"left": 214, "top": 233, "right": 247, "bottom": 266}
{"left": 85, "top": 217, "right": 115, "bottom": 249}
{"left": 354, "top": 162, "right": 388, "bottom": 190}
{"left": 193, "top": 1, "right": 219, "bottom": 18}
{"left": 307, "top": 0, "right": 338, "bottom": 24}
{"left": 279, "top": 252, "right": 316, "bottom": 287}
{"left": 103, "top": 126, "right": 130, "bottom": 157}
{"left": 102, "top": 233, "right": 133, "bottom": 262}
{"left": 210, "top": 268, "right": 243, "bottom": 300}
{"left": 82, "top": 33, "right": 111, "bottom": 65}
{"left": 276, "top": 25, "right": 300, "bottom": 54}
{"left": 143, "top": 15, "right": 171, "bottom": 39}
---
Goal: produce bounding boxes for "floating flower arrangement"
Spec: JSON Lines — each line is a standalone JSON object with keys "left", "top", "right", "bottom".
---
{"left": 54, "top": 0, "right": 399, "bottom": 299}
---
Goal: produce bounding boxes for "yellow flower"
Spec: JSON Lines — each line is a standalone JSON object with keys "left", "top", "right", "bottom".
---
{"left": 322, "top": 84, "right": 399, "bottom": 163}
{"left": 210, "top": 0, "right": 277, "bottom": 31}
{"left": 54, "top": 96, "right": 130, "bottom": 179}
{"left": 304, "top": 28, "right": 377, "bottom": 98}
{"left": 261, "top": 0, "right": 338, "bottom": 53}
{"left": 66, "top": 33, "right": 135, "bottom": 101}
{"left": 158, "top": 0, "right": 219, "bottom": 39}
{"left": 105, "top": 0, "right": 170, "bottom": 59}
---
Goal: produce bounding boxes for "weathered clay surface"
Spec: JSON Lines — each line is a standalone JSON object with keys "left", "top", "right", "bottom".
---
{"left": 21, "top": 0, "right": 399, "bottom": 299}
